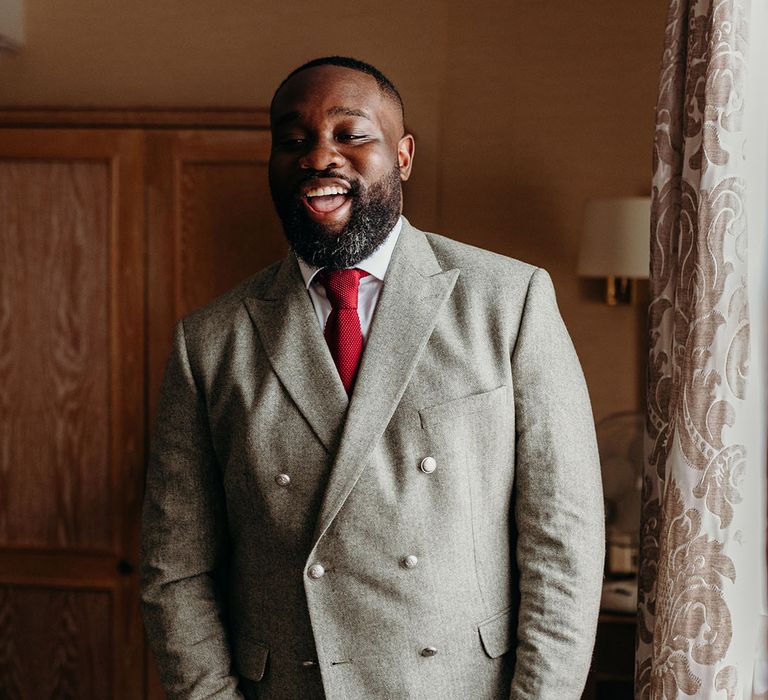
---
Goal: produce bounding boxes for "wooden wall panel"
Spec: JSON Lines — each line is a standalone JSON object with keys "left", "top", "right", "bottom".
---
{"left": 0, "top": 586, "right": 112, "bottom": 700}
{"left": 0, "top": 160, "right": 111, "bottom": 550}
{"left": 179, "top": 162, "right": 286, "bottom": 314}
{"left": 0, "top": 129, "right": 146, "bottom": 699}
{"left": 0, "top": 114, "right": 278, "bottom": 700}
{"left": 147, "top": 130, "right": 283, "bottom": 419}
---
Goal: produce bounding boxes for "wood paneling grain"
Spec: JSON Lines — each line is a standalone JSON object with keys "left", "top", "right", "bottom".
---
{"left": 0, "top": 586, "right": 111, "bottom": 700}
{"left": 0, "top": 588, "right": 24, "bottom": 699}
{"left": 0, "top": 160, "right": 110, "bottom": 550}
{"left": 146, "top": 129, "right": 281, "bottom": 425}
{"left": 179, "top": 162, "right": 286, "bottom": 314}
{"left": 0, "top": 116, "right": 279, "bottom": 699}
{"left": 0, "top": 128, "right": 146, "bottom": 699}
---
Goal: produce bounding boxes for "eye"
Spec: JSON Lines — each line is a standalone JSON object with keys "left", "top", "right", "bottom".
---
{"left": 337, "top": 133, "right": 367, "bottom": 143}
{"left": 274, "top": 131, "right": 307, "bottom": 148}
{"left": 278, "top": 137, "right": 306, "bottom": 148}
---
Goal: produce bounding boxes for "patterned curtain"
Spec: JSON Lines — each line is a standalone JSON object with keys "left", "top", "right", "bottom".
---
{"left": 636, "top": 0, "right": 767, "bottom": 698}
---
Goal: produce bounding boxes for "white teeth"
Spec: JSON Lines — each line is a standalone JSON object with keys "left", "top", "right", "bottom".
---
{"left": 305, "top": 185, "right": 349, "bottom": 198}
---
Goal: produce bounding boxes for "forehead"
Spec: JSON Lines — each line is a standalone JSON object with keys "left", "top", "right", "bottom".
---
{"left": 271, "top": 65, "right": 392, "bottom": 125}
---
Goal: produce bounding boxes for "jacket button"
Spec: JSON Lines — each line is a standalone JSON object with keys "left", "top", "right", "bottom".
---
{"left": 275, "top": 473, "right": 291, "bottom": 487}
{"left": 420, "top": 456, "right": 437, "bottom": 474}
{"left": 420, "top": 646, "right": 438, "bottom": 657}
{"left": 307, "top": 564, "right": 325, "bottom": 580}
{"left": 301, "top": 660, "right": 317, "bottom": 667}
{"left": 402, "top": 555, "right": 419, "bottom": 569}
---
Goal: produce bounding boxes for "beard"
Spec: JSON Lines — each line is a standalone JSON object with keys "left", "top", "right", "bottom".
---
{"left": 271, "top": 166, "right": 402, "bottom": 270}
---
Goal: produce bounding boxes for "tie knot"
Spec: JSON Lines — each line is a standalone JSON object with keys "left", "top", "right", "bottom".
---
{"left": 320, "top": 268, "right": 368, "bottom": 310}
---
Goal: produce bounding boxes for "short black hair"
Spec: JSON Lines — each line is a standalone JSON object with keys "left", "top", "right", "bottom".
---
{"left": 272, "top": 56, "right": 404, "bottom": 121}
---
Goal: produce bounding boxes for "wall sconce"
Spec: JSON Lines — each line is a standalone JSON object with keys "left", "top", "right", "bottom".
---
{"left": 578, "top": 197, "right": 650, "bottom": 305}
{"left": 0, "top": 0, "right": 25, "bottom": 52}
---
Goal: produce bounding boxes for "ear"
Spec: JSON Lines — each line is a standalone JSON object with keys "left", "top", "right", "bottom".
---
{"left": 397, "top": 134, "right": 415, "bottom": 181}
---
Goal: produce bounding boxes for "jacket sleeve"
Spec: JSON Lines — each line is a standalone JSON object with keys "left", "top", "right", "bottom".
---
{"left": 140, "top": 320, "right": 243, "bottom": 700}
{"left": 509, "top": 268, "right": 605, "bottom": 699}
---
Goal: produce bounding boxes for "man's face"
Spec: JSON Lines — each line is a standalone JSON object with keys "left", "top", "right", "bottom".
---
{"left": 269, "top": 65, "right": 414, "bottom": 269}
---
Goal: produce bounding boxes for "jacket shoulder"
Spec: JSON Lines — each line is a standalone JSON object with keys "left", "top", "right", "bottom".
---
{"left": 180, "top": 259, "right": 282, "bottom": 335}
{"left": 420, "top": 229, "right": 539, "bottom": 298}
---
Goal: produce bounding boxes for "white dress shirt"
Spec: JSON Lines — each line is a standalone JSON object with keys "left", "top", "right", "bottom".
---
{"left": 296, "top": 217, "right": 403, "bottom": 341}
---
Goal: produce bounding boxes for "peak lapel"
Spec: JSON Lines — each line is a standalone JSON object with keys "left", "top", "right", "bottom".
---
{"left": 243, "top": 256, "right": 348, "bottom": 453}
{"left": 313, "top": 222, "right": 459, "bottom": 544}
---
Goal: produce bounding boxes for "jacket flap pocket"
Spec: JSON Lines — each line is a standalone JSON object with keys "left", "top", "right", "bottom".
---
{"left": 419, "top": 385, "right": 508, "bottom": 429}
{"left": 478, "top": 607, "right": 515, "bottom": 659}
{"left": 234, "top": 636, "right": 269, "bottom": 681}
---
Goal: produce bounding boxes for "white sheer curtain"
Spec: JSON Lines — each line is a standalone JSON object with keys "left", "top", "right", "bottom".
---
{"left": 636, "top": 0, "right": 767, "bottom": 697}
{"left": 743, "top": 0, "right": 768, "bottom": 695}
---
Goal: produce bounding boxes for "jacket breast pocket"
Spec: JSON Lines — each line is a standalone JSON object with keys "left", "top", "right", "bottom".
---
{"left": 418, "top": 385, "right": 509, "bottom": 430}
{"left": 234, "top": 636, "right": 269, "bottom": 682}
{"left": 478, "top": 606, "right": 516, "bottom": 659}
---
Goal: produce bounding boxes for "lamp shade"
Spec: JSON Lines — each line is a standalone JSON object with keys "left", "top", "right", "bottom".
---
{"left": 578, "top": 197, "right": 650, "bottom": 279}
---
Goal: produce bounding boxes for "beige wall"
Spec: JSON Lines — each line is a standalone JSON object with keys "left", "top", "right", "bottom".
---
{"left": 0, "top": 0, "right": 668, "bottom": 421}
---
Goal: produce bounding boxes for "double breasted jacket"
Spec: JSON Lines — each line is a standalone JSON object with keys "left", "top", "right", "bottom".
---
{"left": 140, "top": 220, "right": 605, "bottom": 699}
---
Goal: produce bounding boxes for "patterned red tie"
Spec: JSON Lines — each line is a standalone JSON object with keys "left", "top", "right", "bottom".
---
{"left": 321, "top": 268, "right": 369, "bottom": 395}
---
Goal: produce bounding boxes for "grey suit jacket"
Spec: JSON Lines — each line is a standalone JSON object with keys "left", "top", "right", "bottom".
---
{"left": 140, "top": 220, "right": 605, "bottom": 700}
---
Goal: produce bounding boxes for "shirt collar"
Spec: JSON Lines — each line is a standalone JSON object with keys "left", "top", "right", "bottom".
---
{"left": 297, "top": 216, "right": 403, "bottom": 289}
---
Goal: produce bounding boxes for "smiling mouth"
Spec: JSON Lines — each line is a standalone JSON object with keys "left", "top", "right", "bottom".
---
{"left": 303, "top": 184, "right": 352, "bottom": 215}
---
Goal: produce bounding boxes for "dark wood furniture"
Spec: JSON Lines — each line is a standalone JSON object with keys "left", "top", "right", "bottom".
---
{"left": 582, "top": 612, "right": 637, "bottom": 699}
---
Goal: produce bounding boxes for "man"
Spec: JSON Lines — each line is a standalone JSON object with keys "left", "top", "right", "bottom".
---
{"left": 140, "top": 56, "right": 605, "bottom": 700}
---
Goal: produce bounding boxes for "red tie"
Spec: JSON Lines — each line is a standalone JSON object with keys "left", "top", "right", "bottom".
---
{"left": 321, "top": 268, "right": 369, "bottom": 395}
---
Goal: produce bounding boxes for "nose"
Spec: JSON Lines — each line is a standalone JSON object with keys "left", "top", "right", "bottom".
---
{"left": 299, "top": 138, "right": 345, "bottom": 172}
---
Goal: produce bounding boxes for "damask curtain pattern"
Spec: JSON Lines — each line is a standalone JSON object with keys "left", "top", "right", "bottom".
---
{"left": 637, "top": 0, "right": 766, "bottom": 698}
